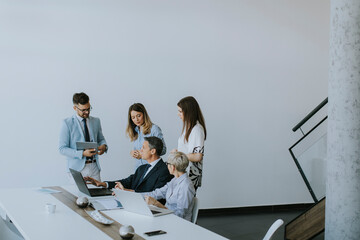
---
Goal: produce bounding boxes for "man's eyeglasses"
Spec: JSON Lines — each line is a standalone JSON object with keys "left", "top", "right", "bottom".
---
{"left": 76, "top": 106, "right": 92, "bottom": 113}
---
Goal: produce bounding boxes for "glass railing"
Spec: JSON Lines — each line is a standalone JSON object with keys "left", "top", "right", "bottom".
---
{"left": 289, "top": 98, "right": 328, "bottom": 203}
{"left": 294, "top": 132, "right": 327, "bottom": 201}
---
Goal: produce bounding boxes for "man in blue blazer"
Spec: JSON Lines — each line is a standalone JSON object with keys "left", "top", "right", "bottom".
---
{"left": 85, "top": 137, "right": 172, "bottom": 194}
{"left": 59, "top": 92, "right": 108, "bottom": 181}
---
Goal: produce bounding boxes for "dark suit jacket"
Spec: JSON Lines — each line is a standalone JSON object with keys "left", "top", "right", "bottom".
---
{"left": 106, "top": 159, "right": 173, "bottom": 192}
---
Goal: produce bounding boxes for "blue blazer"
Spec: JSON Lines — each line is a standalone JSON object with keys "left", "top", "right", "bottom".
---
{"left": 59, "top": 114, "right": 107, "bottom": 172}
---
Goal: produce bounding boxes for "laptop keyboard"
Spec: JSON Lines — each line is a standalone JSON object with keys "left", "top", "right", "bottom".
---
{"left": 89, "top": 188, "right": 112, "bottom": 196}
{"left": 151, "top": 210, "right": 161, "bottom": 215}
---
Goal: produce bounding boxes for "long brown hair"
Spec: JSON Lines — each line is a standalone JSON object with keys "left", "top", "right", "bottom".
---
{"left": 126, "top": 103, "right": 153, "bottom": 141}
{"left": 177, "top": 96, "right": 207, "bottom": 142}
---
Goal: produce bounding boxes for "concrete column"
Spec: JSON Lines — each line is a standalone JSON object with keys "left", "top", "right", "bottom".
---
{"left": 326, "top": 0, "right": 360, "bottom": 239}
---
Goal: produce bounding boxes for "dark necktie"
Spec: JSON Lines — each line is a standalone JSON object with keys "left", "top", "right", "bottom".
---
{"left": 82, "top": 119, "right": 92, "bottom": 160}
{"left": 82, "top": 119, "right": 90, "bottom": 142}
{"left": 140, "top": 164, "right": 151, "bottom": 182}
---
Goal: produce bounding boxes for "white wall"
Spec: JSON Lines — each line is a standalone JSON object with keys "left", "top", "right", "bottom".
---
{"left": 0, "top": 0, "right": 329, "bottom": 208}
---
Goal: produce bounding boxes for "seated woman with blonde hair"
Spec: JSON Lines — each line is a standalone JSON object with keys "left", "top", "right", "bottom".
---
{"left": 143, "top": 152, "right": 195, "bottom": 221}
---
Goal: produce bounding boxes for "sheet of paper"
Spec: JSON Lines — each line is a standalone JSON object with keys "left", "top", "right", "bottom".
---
{"left": 91, "top": 198, "right": 123, "bottom": 210}
{"left": 36, "top": 188, "right": 62, "bottom": 194}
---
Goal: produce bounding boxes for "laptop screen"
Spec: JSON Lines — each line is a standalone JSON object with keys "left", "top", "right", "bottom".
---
{"left": 69, "top": 168, "right": 91, "bottom": 196}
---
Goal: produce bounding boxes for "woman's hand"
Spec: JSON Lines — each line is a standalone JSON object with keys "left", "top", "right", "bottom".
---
{"left": 144, "top": 196, "right": 166, "bottom": 209}
{"left": 130, "top": 150, "right": 142, "bottom": 159}
{"left": 130, "top": 150, "right": 135, "bottom": 157}
{"left": 187, "top": 153, "right": 203, "bottom": 162}
{"left": 144, "top": 196, "right": 157, "bottom": 205}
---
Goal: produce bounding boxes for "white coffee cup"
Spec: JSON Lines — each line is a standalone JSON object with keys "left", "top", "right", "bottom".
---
{"left": 45, "top": 203, "right": 56, "bottom": 214}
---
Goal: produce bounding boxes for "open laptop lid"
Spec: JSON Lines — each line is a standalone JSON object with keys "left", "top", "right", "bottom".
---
{"left": 69, "top": 168, "right": 112, "bottom": 197}
{"left": 70, "top": 168, "right": 92, "bottom": 196}
{"left": 113, "top": 189, "right": 173, "bottom": 217}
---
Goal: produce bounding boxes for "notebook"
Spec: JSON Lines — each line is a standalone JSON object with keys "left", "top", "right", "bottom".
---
{"left": 70, "top": 168, "right": 113, "bottom": 197}
{"left": 113, "top": 189, "right": 173, "bottom": 217}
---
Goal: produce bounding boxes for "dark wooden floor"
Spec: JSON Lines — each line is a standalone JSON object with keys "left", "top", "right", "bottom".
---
{"left": 197, "top": 209, "right": 325, "bottom": 240}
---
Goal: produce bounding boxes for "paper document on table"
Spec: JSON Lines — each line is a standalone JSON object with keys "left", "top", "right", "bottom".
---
{"left": 90, "top": 198, "right": 123, "bottom": 211}
{"left": 37, "top": 188, "right": 62, "bottom": 194}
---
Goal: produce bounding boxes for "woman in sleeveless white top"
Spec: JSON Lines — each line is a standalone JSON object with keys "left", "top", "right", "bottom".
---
{"left": 177, "top": 122, "right": 205, "bottom": 189}
{"left": 173, "top": 96, "right": 207, "bottom": 190}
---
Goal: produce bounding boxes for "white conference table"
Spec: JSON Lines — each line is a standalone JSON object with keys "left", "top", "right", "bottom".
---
{"left": 0, "top": 185, "right": 227, "bottom": 240}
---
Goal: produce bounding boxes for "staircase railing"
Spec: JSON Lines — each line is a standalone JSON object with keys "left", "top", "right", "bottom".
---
{"left": 289, "top": 97, "right": 328, "bottom": 203}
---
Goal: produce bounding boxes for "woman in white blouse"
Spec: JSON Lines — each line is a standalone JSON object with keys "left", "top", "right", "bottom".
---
{"left": 144, "top": 152, "right": 195, "bottom": 221}
{"left": 172, "top": 96, "right": 207, "bottom": 190}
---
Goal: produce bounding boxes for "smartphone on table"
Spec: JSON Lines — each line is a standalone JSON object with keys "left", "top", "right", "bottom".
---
{"left": 144, "top": 230, "right": 167, "bottom": 236}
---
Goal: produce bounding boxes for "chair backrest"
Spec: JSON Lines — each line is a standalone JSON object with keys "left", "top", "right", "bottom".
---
{"left": 262, "top": 219, "right": 284, "bottom": 240}
{"left": 191, "top": 197, "right": 199, "bottom": 224}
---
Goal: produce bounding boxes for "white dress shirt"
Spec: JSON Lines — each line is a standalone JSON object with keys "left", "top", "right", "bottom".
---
{"left": 76, "top": 115, "right": 93, "bottom": 141}
{"left": 143, "top": 158, "right": 161, "bottom": 179}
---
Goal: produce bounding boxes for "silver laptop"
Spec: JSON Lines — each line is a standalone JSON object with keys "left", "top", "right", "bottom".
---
{"left": 70, "top": 168, "right": 113, "bottom": 197}
{"left": 113, "top": 189, "right": 173, "bottom": 217}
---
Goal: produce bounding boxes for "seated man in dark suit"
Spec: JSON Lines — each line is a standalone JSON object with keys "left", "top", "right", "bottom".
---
{"left": 85, "top": 136, "right": 173, "bottom": 193}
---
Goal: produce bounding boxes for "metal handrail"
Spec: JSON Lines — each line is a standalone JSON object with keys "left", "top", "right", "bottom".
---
{"left": 292, "top": 98, "right": 328, "bottom": 132}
